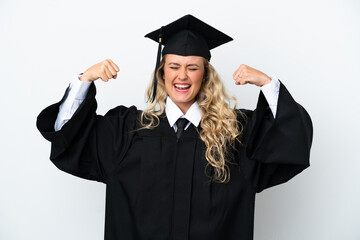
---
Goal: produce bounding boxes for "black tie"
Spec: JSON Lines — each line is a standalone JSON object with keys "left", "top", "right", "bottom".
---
{"left": 176, "top": 118, "right": 189, "bottom": 140}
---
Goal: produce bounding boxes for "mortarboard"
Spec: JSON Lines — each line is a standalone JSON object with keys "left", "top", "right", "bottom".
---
{"left": 145, "top": 14, "right": 233, "bottom": 102}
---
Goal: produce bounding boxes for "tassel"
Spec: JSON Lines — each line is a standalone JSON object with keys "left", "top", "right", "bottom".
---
{"left": 150, "top": 27, "right": 163, "bottom": 102}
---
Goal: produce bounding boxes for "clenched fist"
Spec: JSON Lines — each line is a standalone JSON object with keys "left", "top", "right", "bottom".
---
{"left": 232, "top": 64, "right": 271, "bottom": 87}
{"left": 80, "top": 59, "right": 120, "bottom": 82}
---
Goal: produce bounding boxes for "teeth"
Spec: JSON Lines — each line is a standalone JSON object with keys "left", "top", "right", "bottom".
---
{"left": 174, "top": 84, "right": 190, "bottom": 89}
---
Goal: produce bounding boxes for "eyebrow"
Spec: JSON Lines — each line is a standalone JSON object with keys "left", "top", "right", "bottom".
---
{"left": 168, "top": 62, "right": 200, "bottom": 67}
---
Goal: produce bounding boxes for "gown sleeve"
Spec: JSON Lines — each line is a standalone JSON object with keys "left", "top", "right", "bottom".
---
{"left": 238, "top": 81, "right": 313, "bottom": 193}
{"left": 36, "top": 82, "right": 137, "bottom": 183}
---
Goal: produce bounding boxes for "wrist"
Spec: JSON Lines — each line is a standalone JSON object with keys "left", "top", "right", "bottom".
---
{"left": 259, "top": 75, "right": 271, "bottom": 87}
{"left": 79, "top": 73, "right": 91, "bottom": 82}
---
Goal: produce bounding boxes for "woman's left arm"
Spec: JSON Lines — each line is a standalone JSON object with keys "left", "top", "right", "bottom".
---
{"left": 233, "top": 64, "right": 271, "bottom": 87}
{"left": 233, "top": 64, "right": 280, "bottom": 118}
{"left": 232, "top": 64, "right": 313, "bottom": 192}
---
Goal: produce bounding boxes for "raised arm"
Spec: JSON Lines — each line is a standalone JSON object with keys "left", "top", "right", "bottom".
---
{"left": 232, "top": 64, "right": 313, "bottom": 192}
{"left": 55, "top": 59, "right": 120, "bottom": 131}
{"left": 37, "top": 59, "right": 136, "bottom": 183}
{"left": 233, "top": 64, "right": 280, "bottom": 117}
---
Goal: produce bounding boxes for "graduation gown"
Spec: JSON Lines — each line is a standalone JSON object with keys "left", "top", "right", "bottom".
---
{"left": 36, "top": 82, "right": 313, "bottom": 240}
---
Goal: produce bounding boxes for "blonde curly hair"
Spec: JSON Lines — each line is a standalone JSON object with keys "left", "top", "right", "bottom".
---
{"left": 140, "top": 56, "right": 244, "bottom": 183}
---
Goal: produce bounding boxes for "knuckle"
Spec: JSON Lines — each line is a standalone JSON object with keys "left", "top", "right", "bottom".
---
{"left": 106, "top": 59, "right": 113, "bottom": 65}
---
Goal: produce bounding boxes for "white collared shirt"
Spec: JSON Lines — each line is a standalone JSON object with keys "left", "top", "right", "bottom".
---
{"left": 165, "top": 96, "right": 202, "bottom": 132}
{"left": 54, "top": 77, "right": 280, "bottom": 131}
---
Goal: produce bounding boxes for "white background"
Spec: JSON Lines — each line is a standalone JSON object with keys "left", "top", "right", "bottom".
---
{"left": 1, "top": 0, "right": 359, "bottom": 239}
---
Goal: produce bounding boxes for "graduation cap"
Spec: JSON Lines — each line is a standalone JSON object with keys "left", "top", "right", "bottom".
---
{"left": 145, "top": 14, "right": 233, "bottom": 102}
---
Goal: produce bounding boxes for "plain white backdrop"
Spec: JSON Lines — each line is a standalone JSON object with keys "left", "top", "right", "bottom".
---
{"left": 1, "top": 0, "right": 359, "bottom": 239}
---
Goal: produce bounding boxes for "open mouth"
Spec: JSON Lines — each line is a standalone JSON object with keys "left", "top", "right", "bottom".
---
{"left": 174, "top": 83, "right": 191, "bottom": 93}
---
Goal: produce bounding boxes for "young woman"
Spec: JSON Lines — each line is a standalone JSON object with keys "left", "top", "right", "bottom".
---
{"left": 37, "top": 15, "right": 312, "bottom": 240}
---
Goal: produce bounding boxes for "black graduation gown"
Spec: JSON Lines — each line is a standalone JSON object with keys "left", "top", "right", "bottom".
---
{"left": 36, "top": 82, "right": 313, "bottom": 240}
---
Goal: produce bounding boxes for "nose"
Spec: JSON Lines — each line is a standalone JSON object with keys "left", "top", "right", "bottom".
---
{"left": 178, "top": 68, "right": 188, "bottom": 80}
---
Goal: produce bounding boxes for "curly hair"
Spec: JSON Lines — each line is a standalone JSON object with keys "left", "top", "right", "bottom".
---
{"left": 140, "top": 56, "right": 244, "bottom": 183}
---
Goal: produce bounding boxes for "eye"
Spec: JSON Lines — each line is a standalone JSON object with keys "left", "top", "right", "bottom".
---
{"left": 188, "top": 68, "right": 198, "bottom": 71}
{"left": 169, "top": 67, "right": 179, "bottom": 70}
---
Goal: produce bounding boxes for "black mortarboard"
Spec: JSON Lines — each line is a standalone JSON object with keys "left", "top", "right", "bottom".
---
{"left": 145, "top": 14, "right": 233, "bottom": 102}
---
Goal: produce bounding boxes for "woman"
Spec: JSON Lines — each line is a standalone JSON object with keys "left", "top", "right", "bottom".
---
{"left": 37, "top": 15, "right": 312, "bottom": 240}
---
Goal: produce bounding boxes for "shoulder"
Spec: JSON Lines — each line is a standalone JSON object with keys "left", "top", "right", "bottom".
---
{"left": 104, "top": 105, "right": 140, "bottom": 117}
{"left": 98, "top": 105, "right": 143, "bottom": 132}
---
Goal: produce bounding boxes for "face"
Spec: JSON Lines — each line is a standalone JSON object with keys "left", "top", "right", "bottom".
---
{"left": 163, "top": 54, "right": 205, "bottom": 113}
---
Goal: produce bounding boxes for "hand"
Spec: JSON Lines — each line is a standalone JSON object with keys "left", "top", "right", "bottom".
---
{"left": 80, "top": 59, "right": 120, "bottom": 82}
{"left": 232, "top": 64, "right": 271, "bottom": 87}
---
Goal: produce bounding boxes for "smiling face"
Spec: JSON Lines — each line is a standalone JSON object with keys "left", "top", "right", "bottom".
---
{"left": 163, "top": 54, "right": 205, "bottom": 113}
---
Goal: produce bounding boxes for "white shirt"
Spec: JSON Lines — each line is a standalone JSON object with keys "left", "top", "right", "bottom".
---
{"left": 54, "top": 77, "right": 280, "bottom": 132}
{"left": 165, "top": 96, "right": 202, "bottom": 132}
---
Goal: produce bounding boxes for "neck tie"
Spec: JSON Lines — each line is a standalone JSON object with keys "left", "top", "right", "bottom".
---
{"left": 176, "top": 118, "right": 189, "bottom": 140}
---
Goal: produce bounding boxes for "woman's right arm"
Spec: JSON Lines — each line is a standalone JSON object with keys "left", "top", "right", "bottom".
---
{"left": 37, "top": 59, "right": 134, "bottom": 183}
{"left": 54, "top": 79, "right": 91, "bottom": 131}
{"left": 54, "top": 59, "right": 120, "bottom": 131}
